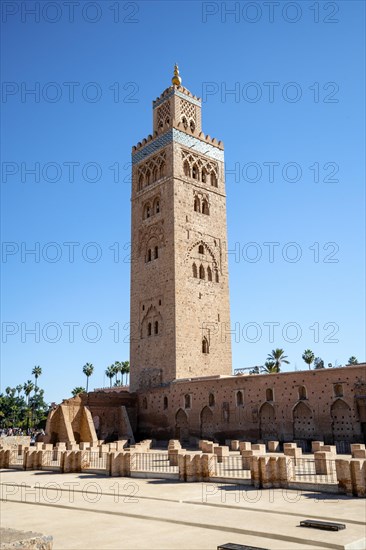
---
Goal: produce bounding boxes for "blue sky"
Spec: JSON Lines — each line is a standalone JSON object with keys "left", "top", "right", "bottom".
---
{"left": 1, "top": 1, "right": 365, "bottom": 404}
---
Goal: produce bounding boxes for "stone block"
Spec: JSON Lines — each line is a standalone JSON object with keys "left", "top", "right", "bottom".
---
{"left": 353, "top": 449, "right": 366, "bottom": 459}
{"left": 311, "top": 441, "right": 324, "bottom": 453}
{"left": 267, "top": 441, "right": 280, "bottom": 452}
{"left": 213, "top": 445, "right": 229, "bottom": 463}
{"left": 314, "top": 451, "right": 334, "bottom": 475}
{"left": 239, "top": 441, "right": 251, "bottom": 452}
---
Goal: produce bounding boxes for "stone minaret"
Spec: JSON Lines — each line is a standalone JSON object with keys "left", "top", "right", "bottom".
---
{"left": 130, "top": 65, "right": 232, "bottom": 391}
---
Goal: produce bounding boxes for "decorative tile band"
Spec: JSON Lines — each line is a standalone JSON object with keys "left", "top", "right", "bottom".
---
{"left": 132, "top": 129, "right": 224, "bottom": 166}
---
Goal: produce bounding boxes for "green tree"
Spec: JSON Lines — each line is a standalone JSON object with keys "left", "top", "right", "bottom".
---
{"left": 314, "top": 357, "right": 325, "bottom": 369}
{"left": 262, "top": 360, "right": 279, "bottom": 373}
{"left": 122, "top": 361, "right": 130, "bottom": 385}
{"left": 105, "top": 365, "right": 115, "bottom": 388}
{"left": 72, "top": 386, "right": 85, "bottom": 397}
{"left": 348, "top": 356, "right": 358, "bottom": 365}
{"left": 23, "top": 380, "right": 34, "bottom": 405}
{"left": 16, "top": 384, "right": 23, "bottom": 397}
{"left": 266, "top": 349, "right": 290, "bottom": 372}
{"left": 32, "top": 365, "right": 42, "bottom": 391}
{"left": 249, "top": 366, "right": 260, "bottom": 375}
{"left": 82, "top": 363, "right": 94, "bottom": 392}
{"left": 302, "top": 349, "right": 315, "bottom": 370}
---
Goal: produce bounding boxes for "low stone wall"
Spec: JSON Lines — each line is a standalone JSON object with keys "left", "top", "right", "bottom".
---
{"left": 0, "top": 528, "right": 52, "bottom": 549}
{"left": 0, "top": 436, "right": 31, "bottom": 449}
{"left": 1, "top": 439, "right": 365, "bottom": 497}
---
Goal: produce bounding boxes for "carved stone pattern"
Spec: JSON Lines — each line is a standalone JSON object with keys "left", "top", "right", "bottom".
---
{"left": 138, "top": 221, "right": 165, "bottom": 254}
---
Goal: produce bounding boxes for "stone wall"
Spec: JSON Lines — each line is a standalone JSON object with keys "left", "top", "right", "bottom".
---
{"left": 137, "top": 364, "right": 366, "bottom": 443}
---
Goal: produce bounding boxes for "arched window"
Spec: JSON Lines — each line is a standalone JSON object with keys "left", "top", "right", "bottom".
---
{"left": 198, "top": 244, "right": 204, "bottom": 255}
{"left": 138, "top": 174, "right": 144, "bottom": 190}
{"left": 211, "top": 172, "right": 218, "bottom": 187}
{"left": 155, "top": 200, "right": 160, "bottom": 214}
{"left": 266, "top": 388, "right": 274, "bottom": 402}
{"left": 192, "top": 263, "right": 198, "bottom": 278}
{"left": 147, "top": 323, "right": 152, "bottom": 337}
{"left": 199, "top": 264, "right": 205, "bottom": 280}
{"left": 165, "top": 116, "right": 170, "bottom": 126}
{"left": 201, "top": 169, "right": 207, "bottom": 183}
{"left": 207, "top": 266, "right": 212, "bottom": 282}
{"left": 152, "top": 166, "right": 158, "bottom": 182}
{"left": 192, "top": 164, "right": 198, "bottom": 180}
{"left": 182, "top": 116, "right": 188, "bottom": 130}
{"left": 160, "top": 162, "right": 166, "bottom": 178}
{"left": 298, "top": 386, "right": 307, "bottom": 400}
{"left": 145, "top": 204, "right": 151, "bottom": 219}
{"left": 183, "top": 160, "right": 190, "bottom": 177}
{"left": 147, "top": 249, "right": 152, "bottom": 262}
{"left": 154, "top": 246, "right": 159, "bottom": 259}
{"left": 215, "top": 271, "right": 219, "bottom": 283}
{"left": 190, "top": 120, "right": 195, "bottom": 132}
{"left": 202, "top": 337, "right": 209, "bottom": 354}
{"left": 236, "top": 391, "right": 243, "bottom": 406}
{"left": 184, "top": 394, "right": 191, "bottom": 409}
{"left": 209, "top": 393, "right": 215, "bottom": 406}
{"left": 334, "top": 383, "right": 343, "bottom": 397}
{"left": 142, "top": 397, "right": 147, "bottom": 410}
{"left": 202, "top": 200, "right": 209, "bottom": 215}
{"left": 146, "top": 170, "right": 151, "bottom": 185}
{"left": 194, "top": 197, "right": 200, "bottom": 212}
{"left": 154, "top": 321, "right": 159, "bottom": 334}
{"left": 163, "top": 396, "right": 168, "bottom": 410}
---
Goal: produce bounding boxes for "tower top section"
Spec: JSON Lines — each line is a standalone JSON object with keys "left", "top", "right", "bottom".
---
{"left": 131, "top": 66, "right": 224, "bottom": 161}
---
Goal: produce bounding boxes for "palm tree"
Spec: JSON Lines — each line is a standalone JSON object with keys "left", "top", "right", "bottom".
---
{"left": 105, "top": 365, "right": 115, "bottom": 388}
{"left": 302, "top": 349, "right": 315, "bottom": 370}
{"left": 72, "top": 386, "right": 85, "bottom": 397}
{"left": 114, "top": 361, "right": 122, "bottom": 385}
{"left": 266, "top": 349, "right": 290, "bottom": 372}
{"left": 82, "top": 363, "right": 94, "bottom": 392}
{"left": 32, "top": 366, "right": 42, "bottom": 391}
{"left": 262, "top": 360, "right": 279, "bottom": 373}
{"left": 23, "top": 380, "right": 34, "bottom": 405}
{"left": 122, "top": 361, "right": 130, "bottom": 386}
{"left": 16, "top": 384, "right": 22, "bottom": 397}
{"left": 348, "top": 356, "right": 358, "bottom": 365}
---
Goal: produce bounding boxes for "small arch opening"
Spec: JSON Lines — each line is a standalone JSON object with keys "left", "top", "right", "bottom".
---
{"left": 266, "top": 388, "right": 274, "bottom": 402}
{"left": 147, "top": 323, "right": 152, "bottom": 337}
{"left": 298, "top": 385, "right": 307, "bottom": 400}
{"left": 207, "top": 266, "right": 212, "bottom": 282}
{"left": 211, "top": 172, "right": 218, "bottom": 187}
{"left": 192, "top": 164, "right": 198, "bottom": 180}
{"left": 183, "top": 160, "right": 190, "bottom": 177}
{"left": 184, "top": 394, "right": 191, "bottom": 409}
{"left": 334, "top": 383, "right": 343, "bottom": 398}
{"left": 199, "top": 264, "right": 205, "bottom": 280}
{"left": 190, "top": 120, "right": 195, "bottom": 132}
{"left": 154, "top": 246, "right": 159, "bottom": 259}
{"left": 236, "top": 391, "right": 244, "bottom": 406}
{"left": 209, "top": 393, "right": 215, "bottom": 407}
{"left": 192, "top": 263, "right": 198, "bottom": 278}
{"left": 194, "top": 197, "right": 200, "bottom": 212}
{"left": 154, "top": 321, "right": 159, "bottom": 335}
{"left": 198, "top": 244, "right": 204, "bottom": 255}
{"left": 202, "top": 337, "right": 209, "bottom": 354}
{"left": 163, "top": 396, "right": 168, "bottom": 410}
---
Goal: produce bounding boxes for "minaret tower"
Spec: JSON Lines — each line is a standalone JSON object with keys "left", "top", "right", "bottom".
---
{"left": 130, "top": 66, "right": 232, "bottom": 391}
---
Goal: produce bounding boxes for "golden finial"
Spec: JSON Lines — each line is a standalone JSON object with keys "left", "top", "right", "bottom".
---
{"left": 171, "top": 64, "right": 182, "bottom": 86}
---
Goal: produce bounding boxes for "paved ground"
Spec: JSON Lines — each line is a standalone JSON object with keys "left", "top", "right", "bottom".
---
{"left": 1, "top": 469, "right": 365, "bottom": 549}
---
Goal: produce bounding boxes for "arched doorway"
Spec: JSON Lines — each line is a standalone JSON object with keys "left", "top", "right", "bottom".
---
{"left": 175, "top": 409, "right": 189, "bottom": 444}
{"left": 200, "top": 406, "right": 214, "bottom": 438}
{"left": 259, "top": 402, "right": 276, "bottom": 440}
{"left": 331, "top": 399, "right": 353, "bottom": 441}
{"left": 293, "top": 401, "right": 315, "bottom": 440}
